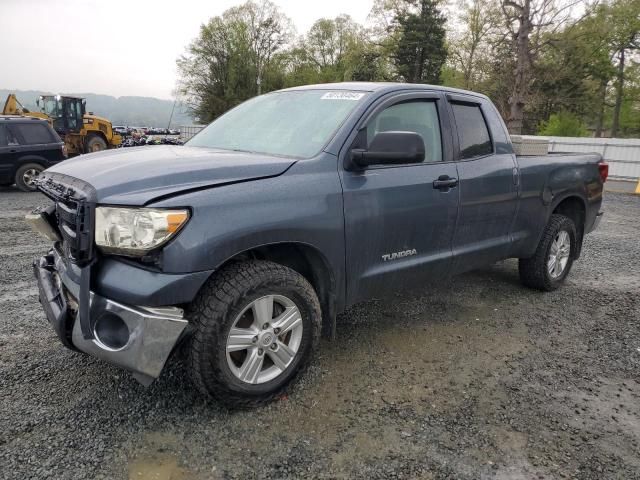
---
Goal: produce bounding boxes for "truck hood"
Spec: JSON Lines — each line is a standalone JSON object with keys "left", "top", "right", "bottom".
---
{"left": 44, "top": 145, "right": 297, "bottom": 205}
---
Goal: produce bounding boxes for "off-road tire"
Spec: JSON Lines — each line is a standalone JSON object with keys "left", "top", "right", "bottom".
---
{"left": 15, "top": 163, "right": 44, "bottom": 192}
{"left": 85, "top": 135, "right": 107, "bottom": 153}
{"left": 519, "top": 214, "right": 576, "bottom": 291}
{"left": 187, "top": 260, "right": 321, "bottom": 408}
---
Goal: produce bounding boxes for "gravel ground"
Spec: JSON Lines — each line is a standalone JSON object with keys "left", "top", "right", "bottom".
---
{"left": 0, "top": 187, "right": 639, "bottom": 480}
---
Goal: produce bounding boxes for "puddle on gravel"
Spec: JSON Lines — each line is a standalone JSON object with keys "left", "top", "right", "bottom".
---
{"left": 128, "top": 457, "right": 189, "bottom": 480}
{"left": 128, "top": 432, "right": 203, "bottom": 480}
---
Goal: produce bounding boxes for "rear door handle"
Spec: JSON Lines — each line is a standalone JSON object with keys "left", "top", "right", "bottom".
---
{"left": 433, "top": 175, "right": 458, "bottom": 190}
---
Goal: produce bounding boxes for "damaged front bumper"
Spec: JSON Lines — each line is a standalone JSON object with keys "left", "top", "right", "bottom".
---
{"left": 34, "top": 248, "right": 188, "bottom": 385}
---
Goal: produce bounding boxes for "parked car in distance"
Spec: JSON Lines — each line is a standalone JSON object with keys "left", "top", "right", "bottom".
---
{"left": 147, "top": 127, "right": 171, "bottom": 135}
{"left": 0, "top": 115, "right": 67, "bottom": 191}
{"left": 113, "top": 126, "right": 130, "bottom": 136}
{"left": 29, "top": 82, "right": 607, "bottom": 407}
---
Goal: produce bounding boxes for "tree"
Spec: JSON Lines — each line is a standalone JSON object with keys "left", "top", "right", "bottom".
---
{"left": 449, "top": 0, "right": 502, "bottom": 90}
{"left": 226, "top": 0, "right": 294, "bottom": 94}
{"left": 605, "top": 0, "right": 640, "bottom": 136}
{"left": 566, "top": 3, "right": 620, "bottom": 137}
{"left": 607, "top": 61, "right": 640, "bottom": 136}
{"left": 537, "top": 111, "right": 588, "bottom": 136}
{"left": 176, "top": 0, "right": 292, "bottom": 122}
{"left": 298, "top": 15, "right": 363, "bottom": 81}
{"left": 515, "top": 0, "right": 639, "bottom": 137}
{"left": 175, "top": 0, "right": 639, "bottom": 136}
{"left": 393, "top": 0, "right": 448, "bottom": 83}
{"left": 281, "top": 14, "right": 391, "bottom": 85}
{"left": 500, "top": 0, "right": 583, "bottom": 134}
{"left": 525, "top": 17, "right": 608, "bottom": 132}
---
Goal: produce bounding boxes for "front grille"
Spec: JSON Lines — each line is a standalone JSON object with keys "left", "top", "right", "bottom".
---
{"left": 56, "top": 197, "right": 94, "bottom": 265}
{"left": 37, "top": 173, "right": 96, "bottom": 266}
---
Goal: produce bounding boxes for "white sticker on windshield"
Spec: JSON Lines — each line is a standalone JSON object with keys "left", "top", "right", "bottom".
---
{"left": 321, "top": 91, "right": 365, "bottom": 101}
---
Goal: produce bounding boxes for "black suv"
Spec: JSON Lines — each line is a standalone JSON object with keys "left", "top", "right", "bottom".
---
{"left": 0, "top": 116, "right": 67, "bottom": 191}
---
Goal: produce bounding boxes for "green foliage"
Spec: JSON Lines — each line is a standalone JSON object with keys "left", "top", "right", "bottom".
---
{"left": 176, "top": 0, "right": 640, "bottom": 136}
{"left": 537, "top": 112, "right": 589, "bottom": 137}
{"left": 177, "top": 0, "right": 293, "bottom": 122}
{"left": 392, "top": 0, "right": 447, "bottom": 84}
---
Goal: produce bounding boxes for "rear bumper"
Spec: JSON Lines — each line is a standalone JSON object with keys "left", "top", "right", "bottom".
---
{"left": 34, "top": 249, "right": 188, "bottom": 385}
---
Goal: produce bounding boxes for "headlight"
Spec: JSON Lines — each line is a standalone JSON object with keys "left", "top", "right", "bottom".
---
{"left": 95, "top": 207, "right": 189, "bottom": 255}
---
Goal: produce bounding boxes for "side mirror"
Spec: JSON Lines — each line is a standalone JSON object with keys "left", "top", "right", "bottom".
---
{"left": 351, "top": 131, "right": 425, "bottom": 168}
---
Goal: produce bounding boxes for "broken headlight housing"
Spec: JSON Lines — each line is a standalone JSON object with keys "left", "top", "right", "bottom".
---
{"left": 95, "top": 207, "right": 189, "bottom": 256}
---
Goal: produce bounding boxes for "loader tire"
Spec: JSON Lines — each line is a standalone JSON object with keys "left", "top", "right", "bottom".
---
{"left": 86, "top": 135, "right": 107, "bottom": 153}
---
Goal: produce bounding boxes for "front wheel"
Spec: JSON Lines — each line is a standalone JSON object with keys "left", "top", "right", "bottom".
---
{"left": 519, "top": 214, "right": 576, "bottom": 291}
{"left": 187, "top": 260, "right": 321, "bottom": 408}
{"left": 15, "top": 163, "right": 44, "bottom": 192}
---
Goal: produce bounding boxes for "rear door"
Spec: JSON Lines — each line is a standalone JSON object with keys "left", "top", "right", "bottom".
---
{"left": 447, "top": 95, "right": 518, "bottom": 272}
{"left": 0, "top": 124, "right": 21, "bottom": 184}
{"left": 340, "top": 91, "right": 460, "bottom": 305}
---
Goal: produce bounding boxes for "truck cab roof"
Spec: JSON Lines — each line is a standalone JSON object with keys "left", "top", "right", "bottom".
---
{"left": 280, "top": 81, "right": 490, "bottom": 100}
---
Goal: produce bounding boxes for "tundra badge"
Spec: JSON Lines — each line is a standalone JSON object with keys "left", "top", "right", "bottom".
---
{"left": 382, "top": 249, "right": 417, "bottom": 262}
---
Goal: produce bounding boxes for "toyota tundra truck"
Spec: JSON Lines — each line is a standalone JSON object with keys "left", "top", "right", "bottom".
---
{"left": 28, "top": 83, "right": 607, "bottom": 407}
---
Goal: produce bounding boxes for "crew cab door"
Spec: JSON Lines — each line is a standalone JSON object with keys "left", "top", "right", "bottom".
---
{"left": 340, "top": 92, "right": 459, "bottom": 306}
{"left": 0, "top": 124, "right": 19, "bottom": 184}
{"left": 446, "top": 95, "right": 518, "bottom": 272}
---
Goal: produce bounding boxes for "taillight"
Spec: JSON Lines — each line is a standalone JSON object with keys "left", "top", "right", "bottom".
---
{"left": 598, "top": 161, "right": 609, "bottom": 183}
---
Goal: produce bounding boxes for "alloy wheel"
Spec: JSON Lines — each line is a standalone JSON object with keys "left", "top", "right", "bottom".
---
{"left": 226, "top": 295, "right": 303, "bottom": 384}
{"left": 22, "top": 168, "right": 40, "bottom": 188}
{"left": 548, "top": 230, "right": 571, "bottom": 279}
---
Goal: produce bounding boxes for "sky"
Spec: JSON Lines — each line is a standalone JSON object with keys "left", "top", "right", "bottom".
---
{"left": 0, "top": 0, "right": 375, "bottom": 100}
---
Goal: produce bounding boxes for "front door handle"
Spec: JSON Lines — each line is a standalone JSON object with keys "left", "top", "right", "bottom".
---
{"left": 433, "top": 175, "right": 458, "bottom": 190}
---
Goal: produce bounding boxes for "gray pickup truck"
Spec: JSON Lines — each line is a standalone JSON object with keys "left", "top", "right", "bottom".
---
{"left": 29, "top": 82, "right": 606, "bottom": 407}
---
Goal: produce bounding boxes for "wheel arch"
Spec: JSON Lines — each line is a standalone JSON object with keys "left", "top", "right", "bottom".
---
{"left": 14, "top": 154, "right": 48, "bottom": 168}
{"left": 215, "top": 242, "right": 337, "bottom": 338}
{"left": 12, "top": 155, "right": 48, "bottom": 178}
{"left": 550, "top": 194, "right": 587, "bottom": 258}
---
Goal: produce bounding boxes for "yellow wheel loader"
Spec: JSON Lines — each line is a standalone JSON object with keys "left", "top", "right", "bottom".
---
{"left": 2, "top": 94, "right": 121, "bottom": 155}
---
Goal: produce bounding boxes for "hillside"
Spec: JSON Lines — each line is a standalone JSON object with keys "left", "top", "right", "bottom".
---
{"left": 1, "top": 89, "right": 196, "bottom": 128}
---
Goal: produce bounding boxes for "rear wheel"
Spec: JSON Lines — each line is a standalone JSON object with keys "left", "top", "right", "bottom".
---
{"left": 188, "top": 260, "right": 321, "bottom": 408}
{"left": 519, "top": 214, "right": 576, "bottom": 291}
{"left": 15, "top": 163, "right": 44, "bottom": 192}
{"left": 85, "top": 135, "right": 107, "bottom": 153}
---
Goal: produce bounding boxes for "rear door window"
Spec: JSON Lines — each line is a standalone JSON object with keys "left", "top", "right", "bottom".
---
{"left": 9, "top": 123, "right": 54, "bottom": 145}
{"left": 5, "top": 126, "right": 20, "bottom": 146}
{"left": 451, "top": 103, "right": 493, "bottom": 159}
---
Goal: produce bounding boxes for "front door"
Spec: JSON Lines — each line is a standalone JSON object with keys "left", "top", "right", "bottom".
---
{"left": 341, "top": 93, "right": 460, "bottom": 306}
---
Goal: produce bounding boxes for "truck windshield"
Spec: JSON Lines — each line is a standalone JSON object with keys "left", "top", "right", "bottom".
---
{"left": 187, "top": 90, "right": 367, "bottom": 158}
